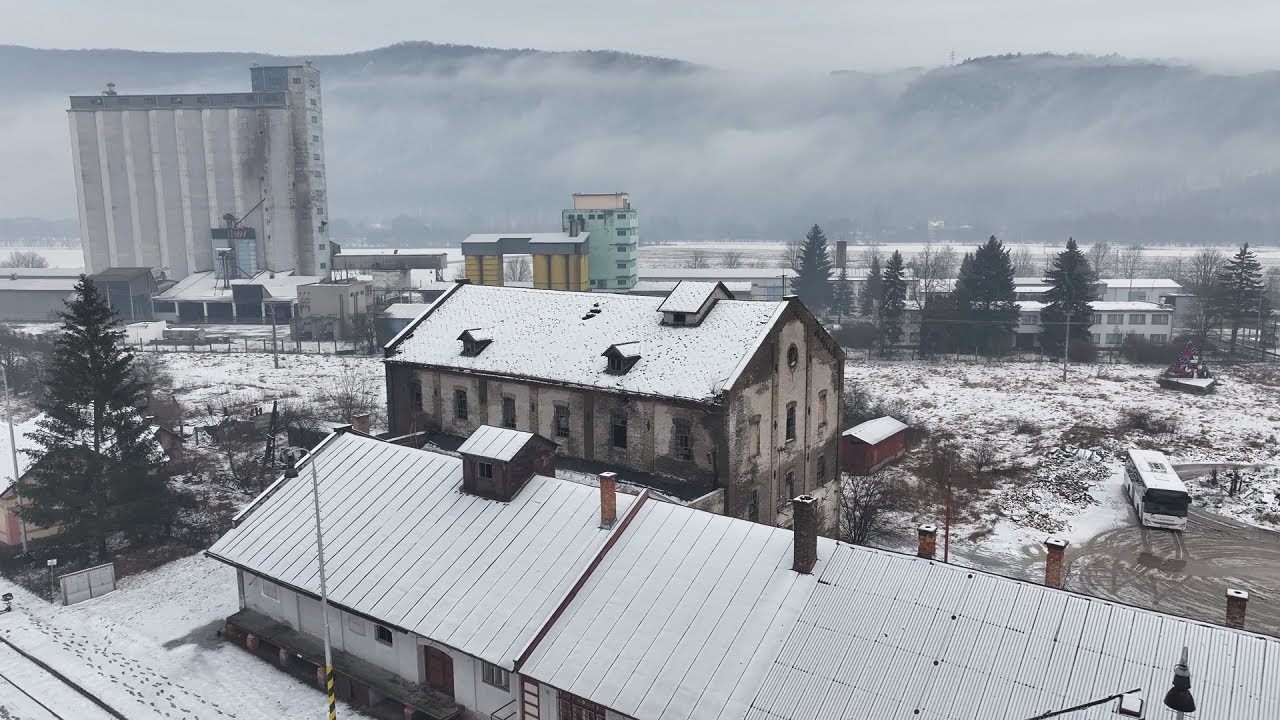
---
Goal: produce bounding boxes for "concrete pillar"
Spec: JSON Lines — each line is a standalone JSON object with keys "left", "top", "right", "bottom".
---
{"left": 245, "top": 633, "right": 258, "bottom": 651}
{"left": 917, "top": 524, "right": 937, "bottom": 559}
{"left": 278, "top": 647, "right": 290, "bottom": 667}
{"left": 1226, "top": 588, "right": 1249, "bottom": 629}
{"left": 1044, "top": 538, "right": 1069, "bottom": 589}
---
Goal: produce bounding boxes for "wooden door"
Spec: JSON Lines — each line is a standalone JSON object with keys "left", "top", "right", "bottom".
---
{"left": 424, "top": 646, "right": 454, "bottom": 697}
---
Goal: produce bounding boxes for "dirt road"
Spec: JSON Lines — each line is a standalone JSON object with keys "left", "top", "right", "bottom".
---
{"left": 1065, "top": 507, "right": 1280, "bottom": 635}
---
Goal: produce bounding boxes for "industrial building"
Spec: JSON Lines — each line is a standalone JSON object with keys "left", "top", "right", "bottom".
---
{"left": 561, "top": 192, "right": 637, "bottom": 290}
{"left": 0, "top": 268, "right": 79, "bottom": 321}
{"left": 67, "top": 63, "right": 330, "bottom": 280}
{"left": 150, "top": 269, "right": 318, "bottom": 323}
{"left": 460, "top": 230, "right": 591, "bottom": 291}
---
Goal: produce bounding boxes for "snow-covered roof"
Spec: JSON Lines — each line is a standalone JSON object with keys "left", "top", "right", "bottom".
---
{"left": 154, "top": 269, "right": 321, "bottom": 302}
{"left": 384, "top": 303, "right": 430, "bottom": 319}
{"left": 630, "top": 281, "right": 752, "bottom": 296}
{"left": 1102, "top": 278, "right": 1181, "bottom": 289}
{"left": 1090, "top": 301, "right": 1170, "bottom": 312}
{"left": 0, "top": 277, "right": 78, "bottom": 292}
{"left": 1017, "top": 300, "right": 1046, "bottom": 311}
{"left": 1014, "top": 285, "right": 1050, "bottom": 294}
{"left": 521, "top": 500, "right": 834, "bottom": 720}
{"left": 386, "top": 284, "right": 789, "bottom": 401}
{"left": 658, "top": 281, "right": 729, "bottom": 314}
{"left": 456, "top": 425, "right": 535, "bottom": 462}
{"left": 0, "top": 415, "right": 41, "bottom": 495}
{"left": 639, "top": 268, "right": 796, "bottom": 281}
{"left": 208, "top": 432, "right": 637, "bottom": 670}
{"left": 744, "top": 543, "right": 1279, "bottom": 720}
{"left": 333, "top": 248, "right": 445, "bottom": 257}
{"left": 841, "top": 416, "right": 908, "bottom": 445}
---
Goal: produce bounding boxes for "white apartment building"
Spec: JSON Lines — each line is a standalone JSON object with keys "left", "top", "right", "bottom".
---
{"left": 68, "top": 64, "right": 330, "bottom": 280}
{"left": 1016, "top": 300, "right": 1175, "bottom": 348}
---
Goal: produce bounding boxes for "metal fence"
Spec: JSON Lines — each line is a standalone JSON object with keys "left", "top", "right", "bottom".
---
{"left": 59, "top": 563, "right": 116, "bottom": 606}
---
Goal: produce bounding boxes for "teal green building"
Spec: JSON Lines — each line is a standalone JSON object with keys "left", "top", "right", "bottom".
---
{"left": 560, "top": 192, "right": 638, "bottom": 290}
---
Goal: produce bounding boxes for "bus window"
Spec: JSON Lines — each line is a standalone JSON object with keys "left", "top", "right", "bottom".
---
{"left": 1143, "top": 488, "right": 1190, "bottom": 517}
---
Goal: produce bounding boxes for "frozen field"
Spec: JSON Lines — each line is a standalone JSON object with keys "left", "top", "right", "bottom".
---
{"left": 847, "top": 357, "right": 1280, "bottom": 559}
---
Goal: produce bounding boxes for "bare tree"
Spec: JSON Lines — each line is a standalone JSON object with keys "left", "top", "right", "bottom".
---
{"left": 1086, "top": 241, "right": 1116, "bottom": 279}
{"left": 503, "top": 255, "right": 532, "bottom": 282}
{"left": 859, "top": 243, "right": 882, "bottom": 269}
{"left": 0, "top": 250, "right": 49, "bottom": 268}
{"left": 933, "top": 245, "right": 959, "bottom": 281}
{"left": 1115, "top": 245, "right": 1148, "bottom": 278}
{"left": 687, "top": 249, "right": 711, "bottom": 269}
{"left": 841, "top": 473, "right": 899, "bottom": 545}
{"left": 970, "top": 441, "right": 998, "bottom": 476}
{"left": 720, "top": 251, "right": 744, "bottom": 269}
{"left": 778, "top": 237, "right": 804, "bottom": 272}
{"left": 910, "top": 240, "right": 941, "bottom": 296}
{"left": 749, "top": 256, "right": 771, "bottom": 269}
{"left": 1153, "top": 254, "right": 1185, "bottom": 281}
{"left": 1009, "top": 246, "right": 1037, "bottom": 277}
{"left": 1184, "top": 249, "right": 1225, "bottom": 294}
{"left": 321, "top": 363, "right": 380, "bottom": 422}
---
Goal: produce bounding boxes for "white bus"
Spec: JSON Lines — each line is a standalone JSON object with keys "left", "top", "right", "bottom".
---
{"left": 1124, "top": 448, "right": 1191, "bottom": 531}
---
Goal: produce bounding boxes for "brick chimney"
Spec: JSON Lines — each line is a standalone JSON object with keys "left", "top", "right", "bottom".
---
{"left": 350, "top": 412, "right": 372, "bottom": 435}
{"left": 1044, "top": 537, "right": 1069, "bottom": 589}
{"left": 792, "top": 495, "right": 818, "bottom": 574}
{"left": 1226, "top": 588, "right": 1249, "bottom": 629}
{"left": 917, "top": 524, "right": 937, "bottom": 559}
{"left": 599, "top": 472, "right": 617, "bottom": 527}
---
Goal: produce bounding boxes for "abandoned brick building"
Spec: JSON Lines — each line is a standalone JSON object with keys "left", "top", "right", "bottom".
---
{"left": 383, "top": 280, "right": 843, "bottom": 530}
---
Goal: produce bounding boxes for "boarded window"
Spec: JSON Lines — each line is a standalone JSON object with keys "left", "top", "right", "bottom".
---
{"left": 553, "top": 405, "right": 570, "bottom": 438}
{"left": 612, "top": 413, "right": 628, "bottom": 449}
{"left": 558, "top": 692, "right": 607, "bottom": 720}
{"left": 453, "top": 389, "right": 468, "bottom": 421}
{"left": 673, "top": 419, "right": 692, "bottom": 461}
{"left": 261, "top": 578, "right": 278, "bottom": 600}
{"left": 817, "top": 455, "right": 828, "bottom": 485}
{"left": 410, "top": 381, "right": 423, "bottom": 411}
{"left": 502, "top": 397, "right": 517, "bottom": 429}
{"left": 749, "top": 415, "right": 761, "bottom": 456}
{"left": 749, "top": 490, "right": 759, "bottom": 522}
{"left": 348, "top": 615, "right": 366, "bottom": 636}
{"left": 786, "top": 403, "right": 797, "bottom": 441}
{"left": 817, "top": 391, "right": 828, "bottom": 425}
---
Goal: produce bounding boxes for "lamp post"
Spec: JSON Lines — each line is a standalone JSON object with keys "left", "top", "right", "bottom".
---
{"left": 285, "top": 449, "right": 336, "bottom": 720}
{"left": 1, "top": 367, "right": 28, "bottom": 553}
{"left": 46, "top": 558, "right": 57, "bottom": 603}
{"left": 1163, "top": 646, "right": 1196, "bottom": 718}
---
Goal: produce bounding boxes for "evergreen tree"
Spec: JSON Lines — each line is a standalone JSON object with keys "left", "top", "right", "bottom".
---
{"left": 859, "top": 255, "right": 882, "bottom": 316}
{"left": 18, "top": 277, "right": 176, "bottom": 560}
{"left": 878, "top": 250, "right": 907, "bottom": 354}
{"left": 793, "top": 224, "right": 835, "bottom": 312}
{"left": 1213, "top": 243, "right": 1265, "bottom": 355}
{"left": 1040, "top": 238, "right": 1099, "bottom": 358}
{"left": 832, "top": 266, "right": 854, "bottom": 321}
{"left": 918, "top": 292, "right": 963, "bottom": 356}
{"left": 954, "top": 235, "right": 1019, "bottom": 354}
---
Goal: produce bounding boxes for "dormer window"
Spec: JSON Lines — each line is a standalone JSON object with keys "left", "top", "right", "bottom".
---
{"left": 458, "top": 328, "right": 493, "bottom": 356}
{"left": 602, "top": 342, "right": 642, "bottom": 375}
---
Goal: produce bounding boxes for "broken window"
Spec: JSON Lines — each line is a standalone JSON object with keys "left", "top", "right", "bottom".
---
{"left": 553, "top": 405, "right": 570, "bottom": 438}
{"left": 502, "top": 397, "right": 517, "bottom": 429}
{"left": 673, "top": 419, "right": 692, "bottom": 461}
{"left": 410, "top": 381, "right": 423, "bottom": 411}
{"left": 786, "top": 402, "right": 797, "bottom": 441}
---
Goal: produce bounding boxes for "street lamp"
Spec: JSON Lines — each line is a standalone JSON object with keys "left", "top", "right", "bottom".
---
{"left": 1163, "top": 646, "right": 1196, "bottom": 716}
{"left": 1, "top": 366, "right": 28, "bottom": 553}
{"left": 284, "top": 448, "right": 336, "bottom": 720}
{"left": 46, "top": 558, "right": 57, "bottom": 603}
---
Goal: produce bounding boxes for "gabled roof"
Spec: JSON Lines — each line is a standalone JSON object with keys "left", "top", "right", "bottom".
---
{"left": 1102, "top": 278, "right": 1182, "bottom": 289}
{"left": 841, "top": 416, "right": 908, "bottom": 445}
{"left": 456, "top": 425, "right": 537, "bottom": 462}
{"left": 658, "top": 281, "right": 731, "bottom": 314}
{"left": 521, "top": 501, "right": 834, "bottom": 720}
{"left": 208, "top": 432, "right": 637, "bottom": 669}
{"left": 385, "top": 284, "right": 790, "bottom": 401}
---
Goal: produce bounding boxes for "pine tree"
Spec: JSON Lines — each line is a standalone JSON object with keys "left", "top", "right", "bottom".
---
{"left": 954, "top": 235, "right": 1019, "bottom": 354}
{"left": 1213, "top": 243, "right": 1264, "bottom": 355}
{"left": 832, "top": 266, "right": 854, "bottom": 321}
{"left": 793, "top": 224, "right": 835, "bottom": 312}
{"left": 18, "top": 276, "right": 176, "bottom": 560}
{"left": 1040, "top": 238, "right": 1099, "bottom": 358}
{"left": 859, "top": 255, "right": 882, "bottom": 316}
{"left": 878, "top": 250, "right": 907, "bottom": 354}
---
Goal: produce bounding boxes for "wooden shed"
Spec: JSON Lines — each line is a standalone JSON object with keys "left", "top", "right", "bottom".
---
{"left": 840, "top": 416, "right": 909, "bottom": 475}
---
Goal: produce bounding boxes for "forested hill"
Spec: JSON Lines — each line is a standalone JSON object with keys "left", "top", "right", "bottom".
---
{"left": 2, "top": 44, "right": 1278, "bottom": 245}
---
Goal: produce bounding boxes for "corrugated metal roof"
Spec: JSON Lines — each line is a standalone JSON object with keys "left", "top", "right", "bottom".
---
{"left": 745, "top": 544, "right": 1280, "bottom": 720}
{"left": 841, "top": 416, "right": 907, "bottom": 445}
{"left": 521, "top": 501, "right": 835, "bottom": 720}
{"left": 1102, "top": 279, "right": 1181, "bottom": 289}
{"left": 386, "top": 284, "right": 788, "bottom": 401}
{"left": 0, "top": 277, "right": 77, "bottom": 292}
{"left": 384, "top": 303, "right": 429, "bottom": 319}
{"left": 208, "top": 432, "right": 635, "bottom": 669}
{"left": 658, "top": 281, "right": 726, "bottom": 314}
{"left": 456, "top": 425, "right": 535, "bottom": 461}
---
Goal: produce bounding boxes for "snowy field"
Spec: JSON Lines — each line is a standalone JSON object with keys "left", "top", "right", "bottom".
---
{"left": 157, "top": 352, "right": 385, "bottom": 415}
{"left": 1, "top": 245, "right": 82, "bottom": 268}
{"left": 0, "top": 554, "right": 371, "bottom": 719}
{"left": 847, "top": 357, "right": 1280, "bottom": 559}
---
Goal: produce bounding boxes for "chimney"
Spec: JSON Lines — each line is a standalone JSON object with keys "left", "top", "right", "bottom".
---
{"left": 791, "top": 495, "right": 818, "bottom": 574}
{"left": 1226, "top": 588, "right": 1249, "bottom": 629}
{"left": 1044, "top": 537, "right": 1069, "bottom": 589}
{"left": 836, "top": 239, "right": 847, "bottom": 269}
{"left": 917, "top": 524, "right": 937, "bottom": 559}
{"left": 599, "top": 472, "right": 617, "bottom": 527}
{"left": 350, "top": 412, "right": 372, "bottom": 435}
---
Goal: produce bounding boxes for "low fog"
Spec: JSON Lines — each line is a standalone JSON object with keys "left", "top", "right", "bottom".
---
{"left": 3, "top": 43, "right": 1280, "bottom": 244}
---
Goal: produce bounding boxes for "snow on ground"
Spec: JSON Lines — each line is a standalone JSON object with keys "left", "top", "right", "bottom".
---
{"left": 0, "top": 556, "right": 371, "bottom": 719}
{"left": 157, "top": 352, "right": 385, "bottom": 413}
{"left": 848, "top": 357, "right": 1280, "bottom": 557}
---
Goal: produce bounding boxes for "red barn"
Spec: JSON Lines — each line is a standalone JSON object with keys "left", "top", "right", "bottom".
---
{"left": 840, "top": 416, "right": 909, "bottom": 475}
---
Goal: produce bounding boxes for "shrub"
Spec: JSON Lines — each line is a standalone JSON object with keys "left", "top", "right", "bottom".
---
{"left": 1067, "top": 337, "right": 1098, "bottom": 363}
{"left": 1119, "top": 334, "right": 1181, "bottom": 364}
{"left": 829, "top": 322, "right": 878, "bottom": 349}
{"left": 1014, "top": 419, "right": 1041, "bottom": 435}
{"left": 1121, "top": 408, "right": 1175, "bottom": 435}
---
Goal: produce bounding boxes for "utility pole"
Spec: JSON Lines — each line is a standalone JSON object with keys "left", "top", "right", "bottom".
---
{"left": 944, "top": 459, "right": 952, "bottom": 564}
{"left": 1, "top": 368, "right": 29, "bottom": 553}
{"left": 286, "top": 449, "right": 336, "bottom": 720}
{"left": 269, "top": 304, "right": 280, "bottom": 369}
{"left": 1062, "top": 283, "right": 1072, "bottom": 381}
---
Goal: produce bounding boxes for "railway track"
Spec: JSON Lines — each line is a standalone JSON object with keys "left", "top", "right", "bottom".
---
{"left": 0, "top": 638, "right": 123, "bottom": 720}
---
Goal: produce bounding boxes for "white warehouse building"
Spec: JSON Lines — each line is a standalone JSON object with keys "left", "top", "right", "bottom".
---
{"left": 67, "top": 64, "right": 330, "bottom": 280}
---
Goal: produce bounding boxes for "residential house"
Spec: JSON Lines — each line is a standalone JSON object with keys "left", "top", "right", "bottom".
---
{"left": 383, "top": 280, "right": 843, "bottom": 531}
{"left": 212, "top": 427, "right": 1280, "bottom": 720}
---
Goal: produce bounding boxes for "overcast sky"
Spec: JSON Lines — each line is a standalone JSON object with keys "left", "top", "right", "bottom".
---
{"left": 3, "top": 0, "right": 1279, "bottom": 72}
